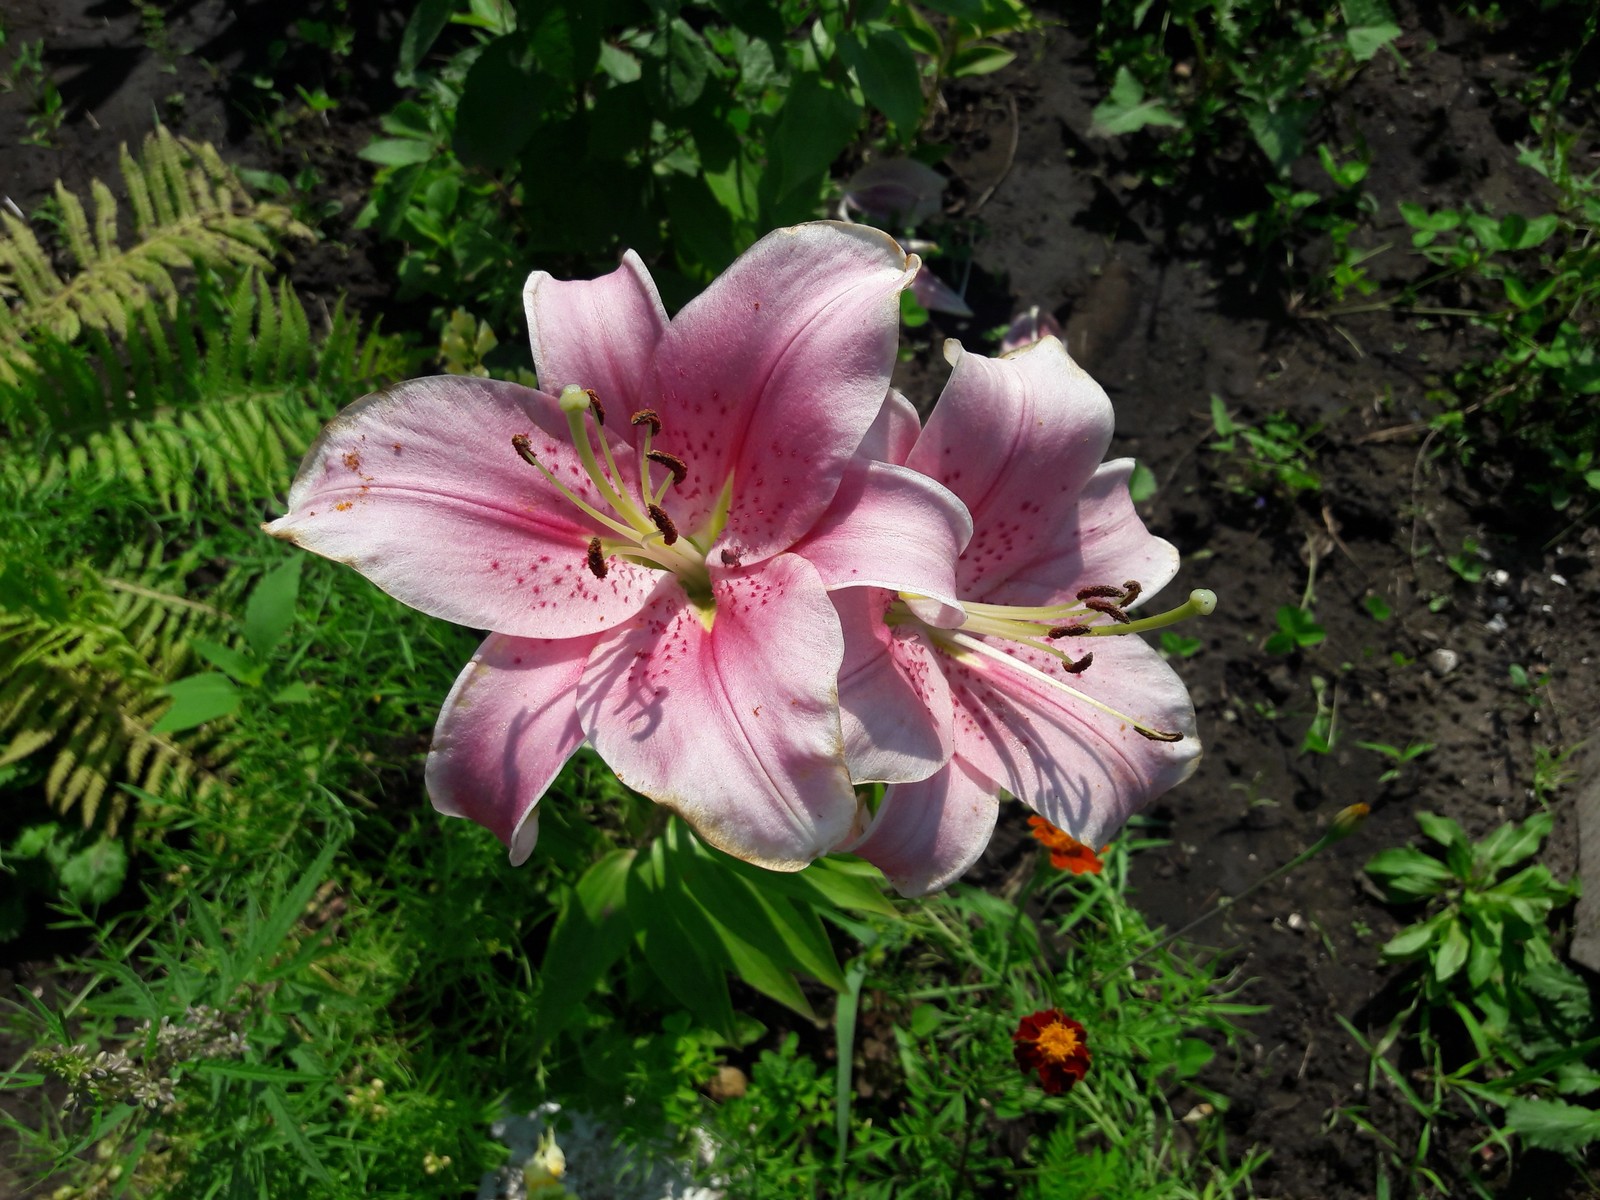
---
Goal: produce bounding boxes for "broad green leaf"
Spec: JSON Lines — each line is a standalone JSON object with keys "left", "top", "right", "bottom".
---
{"left": 630, "top": 847, "right": 737, "bottom": 1038}
{"left": 664, "top": 18, "right": 713, "bottom": 107}
{"left": 530, "top": 849, "right": 635, "bottom": 1058}
{"left": 769, "top": 76, "right": 860, "bottom": 200}
{"left": 1090, "top": 68, "right": 1182, "bottom": 137}
{"left": 948, "top": 44, "right": 1016, "bottom": 78}
{"left": 1414, "top": 810, "right": 1467, "bottom": 851}
{"left": 1433, "top": 918, "right": 1469, "bottom": 981}
{"left": 840, "top": 29, "right": 923, "bottom": 134}
{"left": 1244, "top": 99, "right": 1315, "bottom": 173}
{"left": 454, "top": 39, "right": 549, "bottom": 170}
{"left": 1365, "top": 846, "right": 1453, "bottom": 889}
{"left": 243, "top": 556, "right": 303, "bottom": 661}
{"left": 1476, "top": 812, "right": 1552, "bottom": 870}
{"left": 191, "top": 638, "right": 261, "bottom": 687}
{"left": 151, "top": 673, "right": 241, "bottom": 735}
{"left": 665, "top": 175, "right": 738, "bottom": 278}
{"left": 358, "top": 137, "right": 436, "bottom": 168}
{"left": 1346, "top": 21, "right": 1400, "bottom": 61}
{"left": 1381, "top": 914, "right": 1445, "bottom": 959}
{"left": 1128, "top": 460, "right": 1158, "bottom": 503}
{"left": 398, "top": 0, "right": 455, "bottom": 77}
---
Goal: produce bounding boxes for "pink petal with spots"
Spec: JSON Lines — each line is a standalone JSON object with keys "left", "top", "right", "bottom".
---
{"left": 936, "top": 633, "right": 1198, "bottom": 850}
{"left": 835, "top": 589, "right": 953, "bottom": 784}
{"left": 426, "top": 632, "right": 595, "bottom": 865}
{"left": 989, "top": 458, "right": 1181, "bottom": 610}
{"left": 648, "top": 222, "right": 917, "bottom": 559}
{"left": 793, "top": 461, "right": 971, "bottom": 619}
{"left": 575, "top": 553, "right": 857, "bottom": 870}
{"left": 907, "top": 337, "right": 1114, "bottom": 600}
{"left": 264, "top": 377, "right": 662, "bottom": 640}
{"left": 840, "top": 758, "right": 998, "bottom": 896}
{"left": 857, "top": 389, "right": 919, "bottom": 466}
{"left": 523, "top": 250, "right": 668, "bottom": 426}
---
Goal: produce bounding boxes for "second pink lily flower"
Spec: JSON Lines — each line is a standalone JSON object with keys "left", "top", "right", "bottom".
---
{"left": 265, "top": 223, "right": 971, "bottom": 872}
{"left": 832, "top": 336, "right": 1213, "bottom": 895}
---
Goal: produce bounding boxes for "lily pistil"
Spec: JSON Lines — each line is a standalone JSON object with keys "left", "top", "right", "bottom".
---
{"left": 889, "top": 582, "right": 1218, "bottom": 742}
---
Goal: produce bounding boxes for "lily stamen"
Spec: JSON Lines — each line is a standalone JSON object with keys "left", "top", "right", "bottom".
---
{"left": 941, "top": 631, "right": 1185, "bottom": 742}
{"left": 648, "top": 450, "right": 687, "bottom": 488}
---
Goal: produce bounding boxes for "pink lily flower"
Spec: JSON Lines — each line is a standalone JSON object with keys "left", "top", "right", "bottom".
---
{"left": 840, "top": 158, "right": 947, "bottom": 226}
{"left": 264, "top": 223, "right": 971, "bottom": 871}
{"left": 832, "top": 336, "right": 1215, "bottom": 895}
{"left": 999, "top": 305, "right": 1064, "bottom": 354}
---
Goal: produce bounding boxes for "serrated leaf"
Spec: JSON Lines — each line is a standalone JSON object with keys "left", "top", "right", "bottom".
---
{"left": 1090, "top": 68, "right": 1182, "bottom": 137}
{"left": 58, "top": 836, "right": 127, "bottom": 906}
{"left": 151, "top": 673, "right": 241, "bottom": 735}
{"left": 1504, "top": 1096, "right": 1600, "bottom": 1153}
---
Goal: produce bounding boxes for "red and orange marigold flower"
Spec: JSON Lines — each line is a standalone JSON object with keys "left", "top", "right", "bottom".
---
{"left": 1027, "top": 816, "right": 1106, "bottom": 875}
{"left": 1013, "top": 1008, "right": 1091, "bottom": 1094}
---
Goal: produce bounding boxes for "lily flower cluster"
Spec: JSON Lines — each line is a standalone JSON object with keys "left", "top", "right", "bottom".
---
{"left": 265, "top": 222, "right": 1212, "bottom": 895}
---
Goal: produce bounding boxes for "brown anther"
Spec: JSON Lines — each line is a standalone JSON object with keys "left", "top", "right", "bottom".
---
{"left": 1047, "top": 623, "right": 1091, "bottom": 639}
{"left": 1083, "top": 597, "right": 1131, "bottom": 624}
{"left": 647, "top": 503, "right": 679, "bottom": 545}
{"left": 1120, "top": 580, "right": 1142, "bottom": 606}
{"left": 1076, "top": 584, "right": 1126, "bottom": 600}
{"left": 511, "top": 433, "right": 539, "bottom": 467}
{"left": 647, "top": 449, "right": 688, "bottom": 487}
{"left": 720, "top": 548, "right": 743, "bottom": 568}
{"left": 584, "top": 389, "right": 605, "bottom": 425}
{"left": 585, "top": 537, "right": 608, "bottom": 579}
{"left": 630, "top": 409, "right": 661, "bottom": 435}
{"left": 1136, "top": 726, "right": 1184, "bottom": 743}
{"left": 1063, "top": 652, "right": 1094, "bottom": 675}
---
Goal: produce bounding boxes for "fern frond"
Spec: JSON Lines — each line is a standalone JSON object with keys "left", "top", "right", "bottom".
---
{"left": 0, "top": 550, "right": 229, "bottom": 830}
{"left": 0, "top": 125, "right": 311, "bottom": 386}
{"left": 1, "top": 275, "right": 416, "bottom": 509}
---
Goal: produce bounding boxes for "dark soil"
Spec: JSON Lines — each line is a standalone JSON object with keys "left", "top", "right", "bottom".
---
{"left": 3, "top": 3, "right": 1597, "bottom": 1199}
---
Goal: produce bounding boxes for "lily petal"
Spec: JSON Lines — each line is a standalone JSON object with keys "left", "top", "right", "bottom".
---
{"left": 938, "top": 633, "right": 1199, "bottom": 850}
{"left": 907, "top": 337, "right": 1114, "bottom": 601}
{"left": 264, "top": 376, "right": 662, "bottom": 639}
{"left": 651, "top": 222, "right": 917, "bottom": 560}
{"left": 794, "top": 460, "right": 972, "bottom": 618}
{"left": 910, "top": 265, "right": 974, "bottom": 317}
{"left": 426, "top": 632, "right": 595, "bottom": 864}
{"left": 841, "top": 758, "right": 998, "bottom": 896}
{"left": 835, "top": 588, "right": 954, "bottom": 785}
{"left": 857, "top": 388, "right": 920, "bottom": 466}
{"left": 575, "top": 553, "right": 856, "bottom": 870}
{"left": 523, "top": 249, "right": 668, "bottom": 423}
{"left": 991, "top": 458, "right": 1181, "bottom": 609}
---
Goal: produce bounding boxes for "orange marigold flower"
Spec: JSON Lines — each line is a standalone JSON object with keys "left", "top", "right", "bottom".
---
{"left": 1012, "top": 1008, "right": 1091, "bottom": 1094}
{"left": 1027, "top": 816, "right": 1106, "bottom": 875}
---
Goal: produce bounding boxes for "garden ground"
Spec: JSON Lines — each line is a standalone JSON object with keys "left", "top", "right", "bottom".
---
{"left": 2, "top": 2, "right": 1596, "bottom": 1197}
